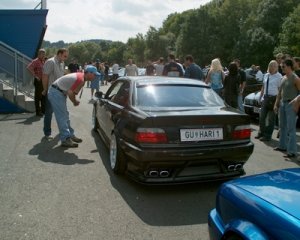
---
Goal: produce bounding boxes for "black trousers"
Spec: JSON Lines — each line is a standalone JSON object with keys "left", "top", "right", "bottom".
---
{"left": 34, "top": 78, "right": 45, "bottom": 114}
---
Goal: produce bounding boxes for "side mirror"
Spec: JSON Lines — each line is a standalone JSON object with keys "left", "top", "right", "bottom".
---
{"left": 95, "top": 91, "right": 103, "bottom": 99}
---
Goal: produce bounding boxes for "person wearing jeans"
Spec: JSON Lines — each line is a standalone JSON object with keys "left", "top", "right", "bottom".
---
{"left": 274, "top": 59, "right": 300, "bottom": 158}
{"left": 255, "top": 60, "right": 282, "bottom": 141}
{"left": 48, "top": 66, "right": 99, "bottom": 147}
{"left": 42, "top": 48, "right": 68, "bottom": 140}
{"left": 234, "top": 59, "right": 246, "bottom": 112}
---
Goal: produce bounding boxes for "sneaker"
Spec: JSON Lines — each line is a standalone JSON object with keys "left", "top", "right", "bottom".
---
{"left": 45, "top": 135, "right": 54, "bottom": 141}
{"left": 259, "top": 137, "right": 271, "bottom": 142}
{"left": 61, "top": 138, "right": 78, "bottom": 148}
{"left": 71, "top": 136, "right": 83, "bottom": 143}
{"left": 273, "top": 147, "right": 286, "bottom": 152}
{"left": 254, "top": 134, "right": 262, "bottom": 139}
{"left": 284, "top": 153, "right": 296, "bottom": 158}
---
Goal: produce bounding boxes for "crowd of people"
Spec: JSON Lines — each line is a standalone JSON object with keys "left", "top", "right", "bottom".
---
{"left": 27, "top": 48, "right": 300, "bottom": 159}
{"left": 27, "top": 48, "right": 100, "bottom": 147}
{"left": 254, "top": 53, "right": 300, "bottom": 159}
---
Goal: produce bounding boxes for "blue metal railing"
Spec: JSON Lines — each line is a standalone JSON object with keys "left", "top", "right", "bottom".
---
{"left": 0, "top": 40, "right": 34, "bottom": 99}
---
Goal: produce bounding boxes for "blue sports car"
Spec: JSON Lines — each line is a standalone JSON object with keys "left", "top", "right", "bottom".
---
{"left": 208, "top": 168, "right": 300, "bottom": 240}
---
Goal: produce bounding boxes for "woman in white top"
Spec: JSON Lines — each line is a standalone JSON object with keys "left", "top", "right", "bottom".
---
{"left": 205, "top": 58, "right": 225, "bottom": 96}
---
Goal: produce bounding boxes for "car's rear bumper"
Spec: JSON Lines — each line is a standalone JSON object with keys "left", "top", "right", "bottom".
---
{"left": 119, "top": 139, "right": 254, "bottom": 184}
{"left": 244, "top": 104, "right": 260, "bottom": 117}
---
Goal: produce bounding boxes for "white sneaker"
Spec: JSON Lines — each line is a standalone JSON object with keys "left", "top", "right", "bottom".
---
{"left": 45, "top": 135, "right": 54, "bottom": 141}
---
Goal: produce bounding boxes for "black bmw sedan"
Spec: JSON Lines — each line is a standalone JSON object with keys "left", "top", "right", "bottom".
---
{"left": 92, "top": 76, "right": 254, "bottom": 184}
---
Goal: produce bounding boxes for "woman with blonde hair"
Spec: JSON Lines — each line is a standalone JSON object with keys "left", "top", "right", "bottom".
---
{"left": 205, "top": 58, "right": 225, "bottom": 96}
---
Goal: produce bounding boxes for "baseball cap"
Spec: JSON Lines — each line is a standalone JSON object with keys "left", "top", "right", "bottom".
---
{"left": 85, "top": 65, "right": 100, "bottom": 76}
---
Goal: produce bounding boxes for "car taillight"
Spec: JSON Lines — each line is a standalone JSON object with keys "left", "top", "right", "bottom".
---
{"left": 135, "top": 128, "right": 167, "bottom": 143}
{"left": 232, "top": 125, "right": 251, "bottom": 139}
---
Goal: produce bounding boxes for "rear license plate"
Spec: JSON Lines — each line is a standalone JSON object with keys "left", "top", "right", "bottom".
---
{"left": 180, "top": 128, "right": 223, "bottom": 142}
{"left": 253, "top": 107, "right": 260, "bottom": 113}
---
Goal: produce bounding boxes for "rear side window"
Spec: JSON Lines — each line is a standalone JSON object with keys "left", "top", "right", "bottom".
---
{"left": 135, "top": 84, "right": 224, "bottom": 107}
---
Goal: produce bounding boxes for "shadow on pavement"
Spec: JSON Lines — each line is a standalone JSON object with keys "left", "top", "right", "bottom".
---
{"left": 0, "top": 113, "right": 40, "bottom": 124}
{"left": 91, "top": 130, "right": 221, "bottom": 227}
{"left": 16, "top": 115, "right": 42, "bottom": 125}
{"left": 29, "top": 135, "right": 94, "bottom": 165}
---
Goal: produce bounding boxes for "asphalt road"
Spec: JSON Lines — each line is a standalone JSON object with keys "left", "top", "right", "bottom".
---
{"left": 1, "top": 84, "right": 299, "bottom": 240}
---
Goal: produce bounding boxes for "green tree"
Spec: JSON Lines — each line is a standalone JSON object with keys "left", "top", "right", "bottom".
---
{"left": 277, "top": 3, "right": 300, "bottom": 56}
{"left": 124, "top": 33, "right": 146, "bottom": 66}
{"left": 107, "top": 41, "right": 126, "bottom": 66}
{"left": 176, "top": 6, "right": 215, "bottom": 67}
{"left": 144, "top": 26, "right": 175, "bottom": 61}
{"left": 67, "top": 41, "right": 101, "bottom": 66}
{"left": 237, "top": 0, "right": 298, "bottom": 68}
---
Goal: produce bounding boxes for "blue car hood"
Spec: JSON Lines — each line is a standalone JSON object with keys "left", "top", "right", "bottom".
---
{"left": 231, "top": 168, "right": 300, "bottom": 220}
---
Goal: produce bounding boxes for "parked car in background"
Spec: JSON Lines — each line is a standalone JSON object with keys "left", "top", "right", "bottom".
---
{"left": 108, "top": 67, "right": 146, "bottom": 82}
{"left": 92, "top": 76, "right": 254, "bottom": 184}
{"left": 243, "top": 69, "right": 263, "bottom": 98}
{"left": 208, "top": 168, "right": 300, "bottom": 240}
{"left": 243, "top": 91, "right": 261, "bottom": 118}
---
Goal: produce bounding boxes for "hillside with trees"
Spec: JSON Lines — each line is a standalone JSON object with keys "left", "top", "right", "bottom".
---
{"left": 42, "top": 0, "right": 300, "bottom": 70}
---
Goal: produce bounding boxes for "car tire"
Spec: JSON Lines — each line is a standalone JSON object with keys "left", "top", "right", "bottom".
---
{"left": 225, "top": 234, "right": 244, "bottom": 240}
{"left": 110, "top": 133, "right": 126, "bottom": 174}
{"left": 92, "top": 105, "right": 99, "bottom": 131}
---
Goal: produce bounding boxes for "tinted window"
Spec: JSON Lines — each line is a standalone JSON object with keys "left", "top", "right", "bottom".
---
{"left": 106, "top": 81, "right": 124, "bottom": 99}
{"left": 111, "top": 82, "right": 130, "bottom": 106}
{"left": 135, "top": 84, "right": 224, "bottom": 107}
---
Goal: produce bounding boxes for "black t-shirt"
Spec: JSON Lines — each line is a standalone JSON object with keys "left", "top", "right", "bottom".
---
{"left": 105, "top": 65, "right": 109, "bottom": 75}
{"left": 162, "top": 62, "right": 183, "bottom": 77}
{"left": 239, "top": 69, "right": 246, "bottom": 83}
{"left": 68, "top": 63, "right": 79, "bottom": 73}
{"left": 224, "top": 74, "right": 241, "bottom": 96}
{"left": 146, "top": 64, "right": 155, "bottom": 75}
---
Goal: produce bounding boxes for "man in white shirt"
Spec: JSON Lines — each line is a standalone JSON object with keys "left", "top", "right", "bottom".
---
{"left": 112, "top": 61, "right": 119, "bottom": 81}
{"left": 153, "top": 57, "right": 164, "bottom": 76}
{"left": 256, "top": 66, "right": 264, "bottom": 81}
{"left": 255, "top": 60, "right": 282, "bottom": 141}
{"left": 124, "top": 59, "right": 138, "bottom": 76}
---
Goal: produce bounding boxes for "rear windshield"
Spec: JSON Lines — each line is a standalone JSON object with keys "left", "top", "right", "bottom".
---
{"left": 135, "top": 84, "right": 224, "bottom": 108}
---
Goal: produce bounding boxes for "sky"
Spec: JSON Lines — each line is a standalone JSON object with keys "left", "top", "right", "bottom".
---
{"left": 0, "top": 0, "right": 211, "bottom": 43}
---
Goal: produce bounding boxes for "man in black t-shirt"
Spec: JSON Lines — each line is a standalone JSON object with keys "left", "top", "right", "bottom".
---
{"left": 68, "top": 59, "right": 79, "bottom": 73}
{"left": 233, "top": 59, "right": 246, "bottom": 112}
{"left": 162, "top": 54, "right": 183, "bottom": 77}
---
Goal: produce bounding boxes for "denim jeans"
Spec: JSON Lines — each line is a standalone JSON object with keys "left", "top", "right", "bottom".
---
{"left": 48, "top": 87, "right": 74, "bottom": 142}
{"left": 259, "top": 101, "right": 276, "bottom": 139}
{"left": 237, "top": 94, "right": 245, "bottom": 112}
{"left": 279, "top": 100, "right": 298, "bottom": 154}
{"left": 43, "top": 95, "right": 53, "bottom": 136}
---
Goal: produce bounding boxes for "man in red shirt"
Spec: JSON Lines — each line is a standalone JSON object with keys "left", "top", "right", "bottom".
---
{"left": 27, "top": 49, "right": 46, "bottom": 116}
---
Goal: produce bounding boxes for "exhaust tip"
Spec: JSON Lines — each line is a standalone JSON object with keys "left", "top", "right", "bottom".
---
{"left": 227, "top": 164, "right": 243, "bottom": 171}
{"left": 159, "top": 170, "right": 170, "bottom": 178}
{"left": 235, "top": 164, "right": 242, "bottom": 170}
{"left": 148, "top": 170, "right": 159, "bottom": 177}
{"left": 227, "top": 165, "right": 235, "bottom": 171}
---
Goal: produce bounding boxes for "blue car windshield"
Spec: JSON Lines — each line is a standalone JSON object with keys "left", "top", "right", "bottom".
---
{"left": 135, "top": 84, "right": 224, "bottom": 108}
